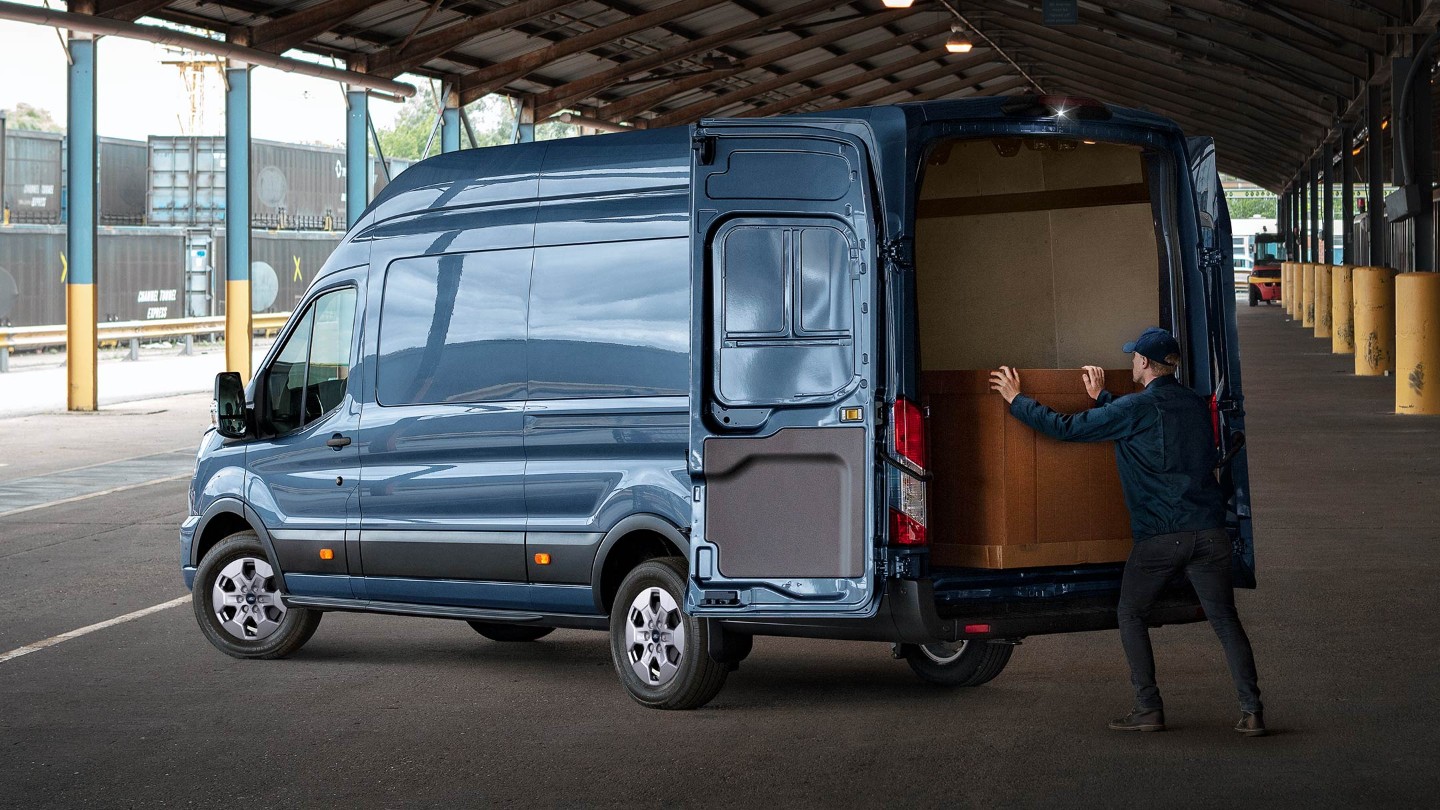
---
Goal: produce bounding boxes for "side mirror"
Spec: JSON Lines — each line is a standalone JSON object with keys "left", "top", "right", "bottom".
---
{"left": 214, "top": 372, "right": 249, "bottom": 439}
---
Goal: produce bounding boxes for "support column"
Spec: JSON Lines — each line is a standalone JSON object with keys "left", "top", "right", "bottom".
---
{"left": 225, "top": 59, "right": 253, "bottom": 384}
{"left": 1412, "top": 53, "right": 1434, "bottom": 273}
{"left": 1367, "top": 81, "right": 1386, "bottom": 267}
{"left": 1310, "top": 159, "right": 1320, "bottom": 263}
{"left": 1354, "top": 266, "right": 1397, "bottom": 376}
{"left": 66, "top": 31, "right": 97, "bottom": 411}
{"left": 441, "top": 85, "right": 461, "bottom": 153}
{"left": 516, "top": 96, "right": 535, "bottom": 144}
{"left": 1341, "top": 124, "right": 1354, "bottom": 266}
{"left": 1323, "top": 142, "right": 1334, "bottom": 266}
{"left": 346, "top": 82, "right": 368, "bottom": 227}
{"left": 1395, "top": 273, "right": 1440, "bottom": 413}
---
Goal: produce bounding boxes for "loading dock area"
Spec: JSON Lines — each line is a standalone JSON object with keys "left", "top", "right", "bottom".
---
{"left": 1, "top": 305, "right": 1436, "bottom": 806}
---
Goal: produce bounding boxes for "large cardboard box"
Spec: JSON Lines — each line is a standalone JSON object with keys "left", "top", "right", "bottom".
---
{"left": 922, "top": 368, "right": 1138, "bottom": 569}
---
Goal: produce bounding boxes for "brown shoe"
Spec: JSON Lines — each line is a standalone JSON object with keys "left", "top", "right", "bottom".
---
{"left": 1108, "top": 708, "right": 1166, "bottom": 732}
{"left": 1235, "top": 710, "right": 1267, "bottom": 737}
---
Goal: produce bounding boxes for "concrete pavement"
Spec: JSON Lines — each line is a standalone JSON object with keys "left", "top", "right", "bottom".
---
{"left": 0, "top": 305, "right": 1436, "bottom": 808}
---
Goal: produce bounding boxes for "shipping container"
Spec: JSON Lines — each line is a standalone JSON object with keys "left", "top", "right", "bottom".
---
{"left": 98, "top": 137, "right": 148, "bottom": 226}
{"left": 211, "top": 229, "right": 341, "bottom": 315}
{"left": 0, "top": 224, "right": 64, "bottom": 326}
{"left": 2, "top": 130, "right": 63, "bottom": 224}
{"left": 148, "top": 136, "right": 414, "bottom": 230}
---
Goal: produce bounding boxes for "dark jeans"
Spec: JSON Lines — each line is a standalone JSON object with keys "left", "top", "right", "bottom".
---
{"left": 1118, "top": 528, "right": 1262, "bottom": 713}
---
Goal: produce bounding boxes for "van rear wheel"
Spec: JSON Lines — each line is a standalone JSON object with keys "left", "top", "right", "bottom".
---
{"left": 467, "top": 622, "right": 554, "bottom": 642}
{"left": 609, "top": 557, "right": 727, "bottom": 710}
{"left": 901, "top": 640, "right": 1013, "bottom": 687}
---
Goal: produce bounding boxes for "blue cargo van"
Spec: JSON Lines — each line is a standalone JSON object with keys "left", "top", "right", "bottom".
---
{"left": 184, "top": 96, "right": 1253, "bottom": 709}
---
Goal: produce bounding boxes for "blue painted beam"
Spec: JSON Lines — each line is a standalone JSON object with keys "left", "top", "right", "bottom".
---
{"left": 441, "top": 86, "right": 461, "bottom": 153}
{"left": 225, "top": 63, "right": 253, "bottom": 382}
{"left": 66, "top": 34, "right": 97, "bottom": 411}
{"left": 346, "top": 89, "right": 367, "bottom": 226}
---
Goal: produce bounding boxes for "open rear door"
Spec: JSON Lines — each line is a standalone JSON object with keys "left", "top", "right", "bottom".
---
{"left": 686, "top": 121, "right": 881, "bottom": 618}
{"left": 1188, "top": 136, "right": 1256, "bottom": 587}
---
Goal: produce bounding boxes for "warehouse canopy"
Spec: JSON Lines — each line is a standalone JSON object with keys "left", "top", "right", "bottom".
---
{"left": 38, "top": 0, "right": 1440, "bottom": 189}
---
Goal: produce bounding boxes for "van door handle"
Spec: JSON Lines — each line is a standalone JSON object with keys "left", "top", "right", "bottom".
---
{"left": 326, "top": 433, "right": 352, "bottom": 449}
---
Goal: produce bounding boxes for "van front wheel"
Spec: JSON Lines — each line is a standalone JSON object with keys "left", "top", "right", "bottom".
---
{"left": 193, "top": 531, "right": 321, "bottom": 659}
{"left": 609, "top": 557, "right": 727, "bottom": 710}
{"left": 901, "top": 640, "right": 1013, "bottom": 687}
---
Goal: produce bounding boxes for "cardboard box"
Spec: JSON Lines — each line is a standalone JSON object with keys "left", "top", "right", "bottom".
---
{"left": 922, "top": 368, "right": 1138, "bottom": 569}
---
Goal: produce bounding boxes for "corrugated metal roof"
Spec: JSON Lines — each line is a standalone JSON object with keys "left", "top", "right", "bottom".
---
{"left": 86, "top": 0, "right": 1421, "bottom": 190}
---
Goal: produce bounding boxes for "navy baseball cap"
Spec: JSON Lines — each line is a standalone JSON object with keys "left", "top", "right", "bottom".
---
{"left": 1122, "top": 327, "right": 1180, "bottom": 365}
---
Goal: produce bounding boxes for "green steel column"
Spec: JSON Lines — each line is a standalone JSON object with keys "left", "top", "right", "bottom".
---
{"left": 225, "top": 61, "right": 253, "bottom": 383}
{"left": 346, "top": 88, "right": 367, "bottom": 227}
{"left": 1310, "top": 159, "right": 1319, "bottom": 263}
{"left": 66, "top": 32, "right": 97, "bottom": 411}
{"left": 1367, "top": 81, "right": 1386, "bottom": 267}
{"left": 1323, "top": 143, "right": 1334, "bottom": 264}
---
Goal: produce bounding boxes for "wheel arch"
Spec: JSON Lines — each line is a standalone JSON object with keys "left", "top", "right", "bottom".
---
{"left": 193, "top": 498, "right": 286, "bottom": 583}
{"left": 591, "top": 514, "right": 688, "bottom": 614}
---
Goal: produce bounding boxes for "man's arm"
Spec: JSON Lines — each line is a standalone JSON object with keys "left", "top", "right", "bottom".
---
{"left": 1009, "top": 394, "right": 1139, "bottom": 442}
{"left": 990, "top": 366, "right": 1140, "bottom": 442}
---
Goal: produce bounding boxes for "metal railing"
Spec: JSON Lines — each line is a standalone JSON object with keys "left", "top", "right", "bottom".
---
{"left": 0, "top": 313, "right": 292, "bottom": 372}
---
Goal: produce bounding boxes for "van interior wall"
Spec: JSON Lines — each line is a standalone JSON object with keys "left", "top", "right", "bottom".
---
{"left": 916, "top": 139, "right": 1161, "bottom": 570}
{"left": 915, "top": 139, "right": 1160, "bottom": 370}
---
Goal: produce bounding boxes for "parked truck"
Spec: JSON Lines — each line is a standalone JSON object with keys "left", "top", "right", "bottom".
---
{"left": 186, "top": 96, "right": 1254, "bottom": 709}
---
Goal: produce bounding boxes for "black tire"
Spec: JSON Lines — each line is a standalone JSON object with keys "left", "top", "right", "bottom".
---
{"left": 467, "top": 622, "right": 554, "bottom": 642}
{"left": 1248, "top": 286, "right": 1260, "bottom": 307}
{"left": 192, "top": 531, "right": 321, "bottom": 659}
{"left": 609, "top": 557, "right": 728, "bottom": 710}
{"left": 901, "top": 640, "right": 1014, "bottom": 687}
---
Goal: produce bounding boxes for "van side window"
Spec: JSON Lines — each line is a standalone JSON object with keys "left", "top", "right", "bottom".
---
{"left": 264, "top": 286, "right": 357, "bottom": 434}
{"left": 529, "top": 238, "right": 688, "bottom": 399}
{"left": 376, "top": 250, "right": 529, "bottom": 405}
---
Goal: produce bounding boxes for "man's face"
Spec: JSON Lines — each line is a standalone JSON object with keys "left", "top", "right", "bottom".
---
{"left": 1131, "top": 351, "right": 1145, "bottom": 384}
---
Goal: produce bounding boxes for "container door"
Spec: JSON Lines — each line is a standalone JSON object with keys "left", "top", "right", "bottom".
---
{"left": 1187, "top": 136, "right": 1256, "bottom": 587}
{"left": 686, "top": 122, "right": 880, "bottom": 618}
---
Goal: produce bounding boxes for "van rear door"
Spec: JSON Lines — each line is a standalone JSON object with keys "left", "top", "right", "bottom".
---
{"left": 1187, "top": 135, "right": 1256, "bottom": 587}
{"left": 686, "top": 121, "right": 881, "bottom": 618}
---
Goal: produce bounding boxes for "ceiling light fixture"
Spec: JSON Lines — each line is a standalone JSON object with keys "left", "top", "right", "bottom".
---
{"left": 946, "top": 24, "right": 973, "bottom": 53}
{"left": 882, "top": 0, "right": 916, "bottom": 8}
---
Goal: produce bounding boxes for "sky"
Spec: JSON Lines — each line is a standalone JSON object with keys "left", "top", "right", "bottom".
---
{"left": 0, "top": 2, "right": 410, "bottom": 145}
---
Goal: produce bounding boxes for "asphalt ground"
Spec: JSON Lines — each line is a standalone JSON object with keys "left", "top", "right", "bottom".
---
{"left": 2, "top": 304, "right": 1438, "bottom": 808}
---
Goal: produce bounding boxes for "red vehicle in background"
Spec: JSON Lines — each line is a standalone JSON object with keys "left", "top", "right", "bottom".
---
{"left": 1247, "top": 232, "right": 1284, "bottom": 306}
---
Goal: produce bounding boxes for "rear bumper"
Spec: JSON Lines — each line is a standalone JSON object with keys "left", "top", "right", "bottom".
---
{"left": 723, "top": 578, "right": 1206, "bottom": 644}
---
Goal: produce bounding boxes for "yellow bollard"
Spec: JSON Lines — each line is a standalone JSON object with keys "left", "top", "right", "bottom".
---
{"left": 1332, "top": 265, "right": 1355, "bottom": 354}
{"left": 1395, "top": 272, "right": 1440, "bottom": 414}
{"left": 1353, "top": 266, "right": 1397, "bottom": 376}
{"left": 1286, "top": 262, "right": 1298, "bottom": 319}
{"left": 1284, "top": 263, "right": 1296, "bottom": 317}
{"left": 1301, "top": 264, "right": 1316, "bottom": 327}
{"left": 1313, "top": 264, "right": 1333, "bottom": 338}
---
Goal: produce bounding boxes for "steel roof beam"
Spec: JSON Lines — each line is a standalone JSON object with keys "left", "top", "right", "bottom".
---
{"left": 905, "top": 73, "right": 1031, "bottom": 103}
{"left": 96, "top": 0, "right": 171, "bottom": 20}
{"left": 1161, "top": 0, "right": 1383, "bottom": 58}
{"left": 532, "top": 0, "right": 846, "bottom": 119}
{"left": 986, "top": 19, "right": 1325, "bottom": 146}
{"left": 248, "top": 0, "right": 378, "bottom": 55}
{"left": 595, "top": 7, "right": 908, "bottom": 123}
{"left": 813, "top": 61, "right": 1017, "bottom": 112}
{"left": 739, "top": 46, "right": 963, "bottom": 119}
{"left": 970, "top": 0, "right": 1340, "bottom": 123}
{"left": 367, "top": 0, "right": 580, "bottom": 78}
{"left": 454, "top": 0, "right": 721, "bottom": 105}
{"left": 645, "top": 20, "right": 949, "bottom": 128}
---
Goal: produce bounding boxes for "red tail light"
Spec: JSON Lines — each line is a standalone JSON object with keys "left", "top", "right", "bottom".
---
{"left": 1208, "top": 394, "right": 1221, "bottom": 446}
{"left": 891, "top": 508, "right": 928, "bottom": 546}
{"left": 892, "top": 397, "right": 928, "bottom": 472}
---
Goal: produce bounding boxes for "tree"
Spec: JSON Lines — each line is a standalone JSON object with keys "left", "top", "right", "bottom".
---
{"left": 374, "top": 90, "right": 580, "bottom": 161}
{"left": 1, "top": 103, "right": 62, "bottom": 132}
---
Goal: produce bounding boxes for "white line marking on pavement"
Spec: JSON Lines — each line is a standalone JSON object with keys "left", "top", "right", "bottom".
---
{"left": 0, "top": 595, "right": 189, "bottom": 664}
{"left": 0, "top": 474, "right": 188, "bottom": 519}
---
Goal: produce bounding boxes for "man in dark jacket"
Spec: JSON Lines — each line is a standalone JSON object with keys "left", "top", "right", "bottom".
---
{"left": 988, "top": 327, "right": 1264, "bottom": 736}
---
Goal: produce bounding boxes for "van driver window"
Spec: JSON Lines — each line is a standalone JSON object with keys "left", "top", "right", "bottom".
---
{"left": 264, "top": 287, "right": 356, "bottom": 434}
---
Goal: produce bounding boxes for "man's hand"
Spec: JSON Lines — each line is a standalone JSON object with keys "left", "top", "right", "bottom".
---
{"left": 989, "top": 366, "right": 1021, "bottom": 404}
{"left": 1082, "top": 365, "right": 1107, "bottom": 400}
